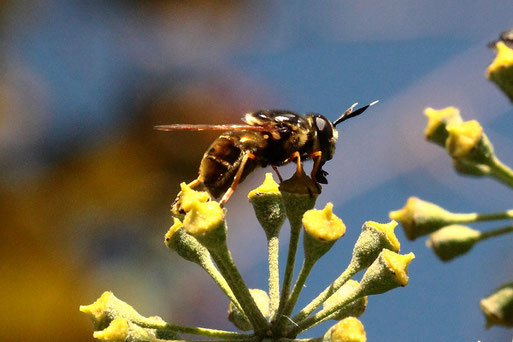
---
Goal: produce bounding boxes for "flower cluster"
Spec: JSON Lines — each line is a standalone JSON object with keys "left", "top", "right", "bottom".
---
{"left": 81, "top": 171, "right": 414, "bottom": 341}
{"left": 390, "top": 36, "right": 513, "bottom": 329}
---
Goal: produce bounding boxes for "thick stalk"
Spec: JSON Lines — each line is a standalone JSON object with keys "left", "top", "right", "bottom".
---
{"left": 138, "top": 320, "right": 253, "bottom": 339}
{"left": 210, "top": 249, "right": 271, "bottom": 335}
{"left": 489, "top": 156, "right": 513, "bottom": 189}
{"left": 479, "top": 224, "right": 513, "bottom": 241}
{"left": 200, "top": 256, "right": 246, "bottom": 318}
{"left": 275, "top": 217, "right": 302, "bottom": 322}
{"left": 268, "top": 235, "right": 280, "bottom": 314}
{"left": 275, "top": 260, "right": 315, "bottom": 334}
{"left": 292, "top": 264, "right": 358, "bottom": 323}
{"left": 291, "top": 287, "right": 364, "bottom": 336}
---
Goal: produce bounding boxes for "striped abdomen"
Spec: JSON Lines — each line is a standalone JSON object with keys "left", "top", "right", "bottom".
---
{"left": 198, "top": 131, "right": 263, "bottom": 198}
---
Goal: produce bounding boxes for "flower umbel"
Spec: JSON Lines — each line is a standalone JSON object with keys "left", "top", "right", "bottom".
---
{"left": 82, "top": 173, "right": 414, "bottom": 341}
{"left": 392, "top": 42, "right": 513, "bottom": 330}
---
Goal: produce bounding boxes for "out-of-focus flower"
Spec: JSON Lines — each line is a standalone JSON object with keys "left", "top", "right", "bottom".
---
{"left": 480, "top": 283, "right": 513, "bottom": 328}
{"left": 487, "top": 41, "right": 513, "bottom": 102}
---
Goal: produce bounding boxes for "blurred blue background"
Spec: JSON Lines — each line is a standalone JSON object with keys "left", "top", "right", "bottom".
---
{"left": 2, "top": 1, "right": 513, "bottom": 341}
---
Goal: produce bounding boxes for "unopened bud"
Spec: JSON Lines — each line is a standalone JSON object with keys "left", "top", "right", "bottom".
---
{"left": 360, "top": 249, "right": 415, "bottom": 295}
{"left": 80, "top": 292, "right": 165, "bottom": 331}
{"left": 390, "top": 197, "right": 459, "bottom": 240}
{"left": 182, "top": 199, "right": 226, "bottom": 251}
{"left": 171, "top": 182, "right": 210, "bottom": 217}
{"left": 164, "top": 217, "right": 210, "bottom": 265}
{"left": 303, "top": 203, "right": 346, "bottom": 262}
{"left": 426, "top": 225, "right": 480, "bottom": 262}
{"left": 228, "top": 289, "right": 270, "bottom": 331}
{"left": 446, "top": 120, "right": 494, "bottom": 165}
{"left": 323, "top": 317, "right": 366, "bottom": 342}
{"left": 424, "top": 107, "right": 463, "bottom": 147}
{"left": 93, "top": 318, "right": 156, "bottom": 342}
{"left": 248, "top": 173, "right": 286, "bottom": 238}
{"left": 487, "top": 41, "right": 513, "bottom": 102}
{"left": 350, "top": 220, "right": 400, "bottom": 270}
{"left": 280, "top": 170, "right": 319, "bottom": 228}
{"left": 480, "top": 283, "right": 513, "bottom": 328}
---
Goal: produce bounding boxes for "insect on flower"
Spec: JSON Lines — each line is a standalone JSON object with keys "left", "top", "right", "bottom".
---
{"left": 155, "top": 101, "right": 378, "bottom": 206}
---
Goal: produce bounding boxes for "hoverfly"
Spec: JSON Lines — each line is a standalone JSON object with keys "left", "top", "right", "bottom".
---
{"left": 155, "top": 101, "right": 377, "bottom": 205}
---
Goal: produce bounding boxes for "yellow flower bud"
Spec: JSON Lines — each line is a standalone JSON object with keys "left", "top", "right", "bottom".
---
{"left": 326, "top": 317, "right": 366, "bottom": 342}
{"left": 303, "top": 203, "right": 346, "bottom": 242}
{"left": 446, "top": 120, "right": 496, "bottom": 167}
{"left": 248, "top": 173, "right": 281, "bottom": 198}
{"left": 164, "top": 217, "right": 211, "bottom": 265}
{"left": 360, "top": 249, "right": 415, "bottom": 295}
{"left": 390, "top": 197, "right": 455, "bottom": 240}
{"left": 93, "top": 318, "right": 129, "bottom": 342}
{"left": 302, "top": 203, "right": 345, "bottom": 263}
{"left": 364, "top": 220, "right": 400, "bottom": 252}
{"left": 348, "top": 220, "right": 401, "bottom": 273}
{"left": 424, "top": 107, "right": 462, "bottom": 147}
{"left": 179, "top": 182, "right": 211, "bottom": 212}
{"left": 164, "top": 217, "right": 183, "bottom": 246}
{"left": 487, "top": 41, "right": 513, "bottom": 102}
{"left": 426, "top": 224, "right": 480, "bottom": 262}
{"left": 93, "top": 318, "right": 159, "bottom": 342}
{"left": 183, "top": 200, "right": 224, "bottom": 236}
{"left": 80, "top": 292, "right": 165, "bottom": 331}
{"left": 80, "top": 291, "right": 114, "bottom": 328}
{"left": 181, "top": 199, "right": 227, "bottom": 252}
{"left": 480, "top": 283, "right": 513, "bottom": 328}
{"left": 171, "top": 182, "right": 211, "bottom": 217}
{"left": 248, "top": 173, "right": 285, "bottom": 238}
{"left": 446, "top": 120, "right": 483, "bottom": 158}
{"left": 382, "top": 250, "right": 415, "bottom": 287}
{"left": 488, "top": 41, "right": 513, "bottom": 73}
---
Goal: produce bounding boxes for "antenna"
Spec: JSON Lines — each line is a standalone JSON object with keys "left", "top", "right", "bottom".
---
{"left": 332, "top": 100, "right": 379, "bottom": 127}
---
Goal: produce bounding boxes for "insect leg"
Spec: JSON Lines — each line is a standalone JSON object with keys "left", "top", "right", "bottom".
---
{"left": 187, "top": 178, "right": 201, "bottom": 189}
{"left": 272, "top": 165, "right": 284, "bottom": 183}
{"left": 219, "top": 152, "right": 257, "bottom": 206}
{"left": 291, "top": 151, "right": 303, "bottom": 175}
{"left": 309, "top": 151, "right": 322, "bottom": 183}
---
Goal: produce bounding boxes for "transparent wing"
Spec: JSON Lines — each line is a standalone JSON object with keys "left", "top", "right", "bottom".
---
{"left": 154, "top": 124, "right": 273, "bottom": 132}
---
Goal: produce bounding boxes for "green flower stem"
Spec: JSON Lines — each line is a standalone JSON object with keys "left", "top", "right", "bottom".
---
{"left": 472, "top": 209, "right": 513, "bottom": 222}
{"left": 277, "top": 338, "right": 323, "bottom": 342}
{"left": 488, "top": 156, "right": 513, "bottom": 189}
{"left": 268, "top": 235, "right": 280, "bottom": 315}
{"left": 291, "top": 286, "right": 364, "bottom": 336}
{"left": 209, "top": 248, "right": 271, "bottom": 335}
{"left": 276, "top": 259, "right": 315, "bottom": 333}
{"left": 479, "top": 224, "right": 513, "bottom": 241}
{"left": 137, "top": 320, "right": 253, "bottom": 339}
{"left": 163, "top": 340, "right": 257, "bottom": 342}
{"left": 199, "top": 256, "right": 247, "bottom": 320}
{"left": 275, "top": 216, "right": 302, "bottom": 321}
{"left": 439, "top": 210, "right": 513, "bottom": 224}
{"left": 291, "top": 263, "right": 358, "bottom": 323}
